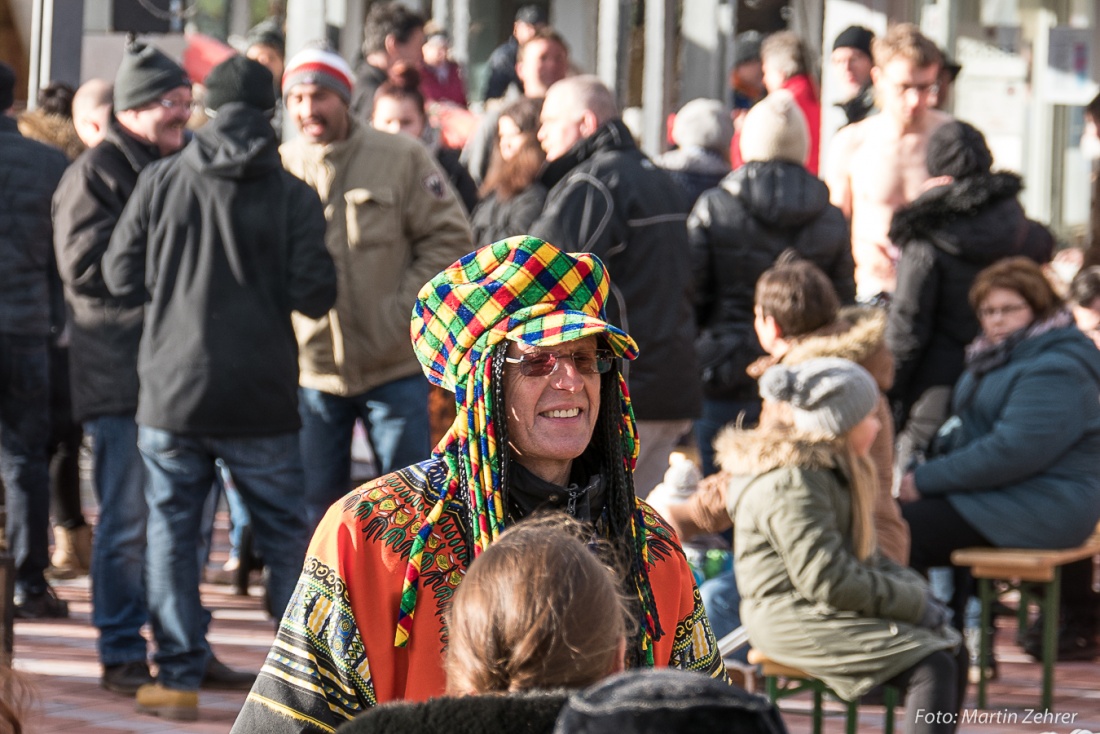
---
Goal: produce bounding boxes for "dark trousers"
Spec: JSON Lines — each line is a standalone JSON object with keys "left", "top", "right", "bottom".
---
{"left": 902, "top": 496, "right": 991, "bottom": 632}
{"left": 885, "top": 646, "right": 968, "bottom": 734}
{"left": 49, "top": 344, "right": 84, "bottom": 529}
{"left": 0, "top": 333, "right": 52, "bottom": 595}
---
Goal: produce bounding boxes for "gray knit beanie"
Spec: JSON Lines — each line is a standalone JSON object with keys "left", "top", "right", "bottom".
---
{"left": 738, "top": 89, "right": 809, "bottom": 164}
{"left": 114, "top": 40, "right": 190, "bottom": 112}
{"left": 759, "top": 358, "right": 878, "bottom": 437}
{"left": 671, "top": 98, "right": 733, "bottom": 156}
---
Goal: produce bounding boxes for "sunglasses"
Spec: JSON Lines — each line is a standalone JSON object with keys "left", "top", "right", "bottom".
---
{"left": 504, "top": 349, "right": 615, "bottom": 377}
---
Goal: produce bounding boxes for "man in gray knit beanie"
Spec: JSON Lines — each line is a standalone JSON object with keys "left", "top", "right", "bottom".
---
{"left": 759, "top": 357, "right": 878, "bottom": 437}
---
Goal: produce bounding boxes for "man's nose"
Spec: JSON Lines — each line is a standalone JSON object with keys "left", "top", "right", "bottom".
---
{"left": 551, "top": 357, "right": 584, "bottom": 391}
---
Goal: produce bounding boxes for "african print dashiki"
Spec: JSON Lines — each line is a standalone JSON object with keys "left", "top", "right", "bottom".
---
{"left": 233, "top": 458, "right": 725, "bottom": 734}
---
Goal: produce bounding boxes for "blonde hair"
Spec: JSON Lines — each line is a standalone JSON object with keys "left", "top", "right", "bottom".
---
{"left": 757, "top": 405, "right": 877, "bottom": 561}
{"left": 445, "top": 515, "right": 631, "bottom": 694}
{"left": 872, "top": 23, "right": 941, "bottom": 70}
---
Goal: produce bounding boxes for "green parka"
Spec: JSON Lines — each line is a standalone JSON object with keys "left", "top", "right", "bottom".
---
{"left": 721, "top": 431, "right": 960, "bottom": 700}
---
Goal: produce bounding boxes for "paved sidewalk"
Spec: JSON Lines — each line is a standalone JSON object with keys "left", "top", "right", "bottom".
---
{"left": 15, "top": 512, "right": 274, "bottom": 734}
{"left": 13, "top": 508, "right": 1100, "bottom": 733}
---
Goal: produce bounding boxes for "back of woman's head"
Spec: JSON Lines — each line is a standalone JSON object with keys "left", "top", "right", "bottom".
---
{"left": 37, "top": 81, "right": 76, "bottom": 118}
{"left": 372, "top": 61, "right": 426, "bottom": 115}
{"left": 445, "top": 515, "right": 631, "bottom": 695}
{"left": 969, "top": 256, "right": 1063, "bottom": 320}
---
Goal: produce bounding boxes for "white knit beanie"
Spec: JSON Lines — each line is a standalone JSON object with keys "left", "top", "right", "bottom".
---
{"left": 738, "top": 89, "right": 809, "bottom": 165}
{"left": 671, "top": 98, "right": 734, "bottom": 156}
{"left": 759, "top": 358, "right": 878, "bottom": 438}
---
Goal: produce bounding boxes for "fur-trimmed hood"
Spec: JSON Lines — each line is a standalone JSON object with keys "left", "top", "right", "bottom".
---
{"left": 714, "top": 424, "right": 844, "bottom": 478}
{"left": 749, "top": 306, "right": 894, "bottom": 391}
{"left": 889, "top": 172, "right": 1027, "bottom": 263}
{"left": 18, "top": 109, "right": 84, "bottom": 161}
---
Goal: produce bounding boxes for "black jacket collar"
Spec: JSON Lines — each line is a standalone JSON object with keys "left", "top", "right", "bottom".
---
{"left": 540, "top": 118, "right": 637, "bottom": 189}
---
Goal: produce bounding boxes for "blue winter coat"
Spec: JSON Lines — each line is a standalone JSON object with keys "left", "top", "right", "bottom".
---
{"left": 913, "top": 323, "right": 1100, "bottom": 548}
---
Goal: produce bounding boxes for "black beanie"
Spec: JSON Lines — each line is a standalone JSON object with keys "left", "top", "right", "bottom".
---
{"left": 926, "top": 120, "right": 993, "bottom": 179}
{"left": 832, "top": 25, "right": 875, "bottom": 58}
{"left": 204, "top": 56, "right": 276, "bottom": 113}
{"left": 0, "top": 62, "right": 14, "bottom": 112}
{"left": 114, "top": 40, "right": 190, "bottom": 111}
{"left": 553, "top": 669, "right": 788, "bottom": 734}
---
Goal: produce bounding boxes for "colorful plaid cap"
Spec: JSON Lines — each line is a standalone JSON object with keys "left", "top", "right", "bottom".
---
{"left": 412, "top": 236, "right": 639, "bottom": 392}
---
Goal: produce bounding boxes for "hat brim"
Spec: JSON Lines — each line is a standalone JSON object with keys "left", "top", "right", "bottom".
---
{"left": 506, "top": 311, "right": 639, "bottom": 360}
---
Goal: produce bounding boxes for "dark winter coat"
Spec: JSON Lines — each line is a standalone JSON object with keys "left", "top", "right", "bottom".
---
{"left": 52, "top": 116, "right": 161, "bottom": 421}
{"left": 0, "top": 116, "right": 68, "bottom": 337}
{"left": 484, "top": 36, "right": 521, "bottom": 101}
{"left": 102, "top": 103, "right": 336, "bottom": 436}
{"left": 470, "top": 183, "right": 547, "bottom": 246}
{"left": 655, "top": 146, "right": 730, "bottom": 208}
{"left": 886, "top": 173, "right": 1053, "bottom": 424}
{"left": 349, "top": 63, "right": 388, "bottom": 123}
{"left": 436, "top": 145, "right": 480, "bottom": 214}
{"left": 337, "top": 690, "right": 569, "bottom": 734}
{"left": 530, "top": 119, "right": 702, "bottom": 421}
{"left": 687, "top": 160, "right": 854, "bottom": 399}
{"left": 914, "top": 322, "right": 1100, "bottom": 549}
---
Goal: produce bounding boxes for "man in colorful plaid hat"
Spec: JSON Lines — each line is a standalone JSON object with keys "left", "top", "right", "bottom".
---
{"left": 232, "top": 236, "right": 725, "bottom": 734}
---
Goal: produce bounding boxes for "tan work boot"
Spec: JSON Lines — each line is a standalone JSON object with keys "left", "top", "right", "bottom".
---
{"left": 49, "top": 526, "right": 79, "bottom": 579}
{"left": 71, "top": 523, "right": 93, "bottom": 571}
{"left": 135, "top": 683, "right": 199, "bottom": 721}
{"left": 50, "top": 525, "right": 92, "bottom": 578}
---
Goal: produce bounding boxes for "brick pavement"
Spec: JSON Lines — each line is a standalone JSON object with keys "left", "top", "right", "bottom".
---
{"left": 13, "top": 517, "right": 1100, "bottom": 733}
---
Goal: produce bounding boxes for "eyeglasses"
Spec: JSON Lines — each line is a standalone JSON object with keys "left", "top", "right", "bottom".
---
{"left": 157, "top": 98, "right": 195, "bottom": 112}
{"left": 504, "top": 349, "right": 614, "bottom": 377}
{"left": 977, "top": 303, "right": 1030, "bottom": 320}
{"left": 885, "top": 80, "right": 939, "bottom": 97}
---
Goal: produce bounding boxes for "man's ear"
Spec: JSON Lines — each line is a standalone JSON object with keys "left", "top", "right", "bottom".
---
{"left": 383, "top": 33, "right": 398, "bottom": 59}
{"left": 870, "top": 65, "right": 881, "bottom": 86}
{"left": 579, "top": 109, "right": 599, "bottom": 137}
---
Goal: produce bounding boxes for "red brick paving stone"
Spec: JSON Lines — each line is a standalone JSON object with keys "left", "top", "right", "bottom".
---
{"left": 19, "top": 512, "right": 274, "bottom": 733}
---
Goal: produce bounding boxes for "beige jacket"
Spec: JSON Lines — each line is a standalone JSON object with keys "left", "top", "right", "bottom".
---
{"left": 282, "top": 120, "right": 472, "bottom": 396}
{"left": 669, "top": 307, "right": 911, "bottom": 564}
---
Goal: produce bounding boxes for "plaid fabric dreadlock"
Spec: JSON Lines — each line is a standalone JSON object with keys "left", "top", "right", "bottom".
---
{"left": 400, "top": 236, "right": 661, "bottom": 655}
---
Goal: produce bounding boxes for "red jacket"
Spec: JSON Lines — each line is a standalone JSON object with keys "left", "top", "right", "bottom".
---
{"left": 782, "top": 74, "right": 821, "bottom": 175}
{"left": 421, "top": 60, "right": 468, "bottom": 108}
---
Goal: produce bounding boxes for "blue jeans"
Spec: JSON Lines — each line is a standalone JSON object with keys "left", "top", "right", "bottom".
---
{"left": 139, "top": 427, "right": 309, "bottom": 690}
{"left": 695, "top": 398, "right": 761, "bottom": 476}
{"left": 299, "top": 375, "right": 430, "bottom": 527}
{"left": 0, "top": 333, "right": 51, "bottom": 597}
{"left": 84, "top": 415, "right": 150, "bottom": 666}
{"left": 699, "top": 568, "right": 749, "bottom": 664}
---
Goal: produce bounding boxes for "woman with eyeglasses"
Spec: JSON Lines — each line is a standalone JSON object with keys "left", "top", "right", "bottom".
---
{"left": 897, "top": 257, "right": 1100, "bottom": 648}
{"left": 887, "top": 121, "right": 1053, "bottom": 486}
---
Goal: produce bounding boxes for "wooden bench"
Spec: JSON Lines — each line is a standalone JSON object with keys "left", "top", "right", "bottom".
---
{"left": 952, "top": 531, "right": 1100, "bottom": 712}
{"left": 747, "top": 649, "right": 898, "bottom": 734}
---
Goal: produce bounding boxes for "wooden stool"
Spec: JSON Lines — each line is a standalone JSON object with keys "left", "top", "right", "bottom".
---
{"left": 747, "top": 649, "right": 898, "bottom": 734}
{"left": 952, "top": 531, "right": 1100, "bottom": 712}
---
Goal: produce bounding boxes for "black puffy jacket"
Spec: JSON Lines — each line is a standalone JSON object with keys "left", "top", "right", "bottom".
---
{"left": 886, "top": 172, "right": 1053, "bottom": 425}
{"left": 531, "top": 120, "right": 701, "bottom": 421}
{"left": 0, "top": 116, "right": 67, "bottom": 337}
{"left": 688, "top": 160, "right": 854, "bottom": 399}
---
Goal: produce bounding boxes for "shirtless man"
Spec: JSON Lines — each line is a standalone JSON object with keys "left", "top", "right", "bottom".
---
{"left": 827, "top": 24, "right": 950, "bottom": 301}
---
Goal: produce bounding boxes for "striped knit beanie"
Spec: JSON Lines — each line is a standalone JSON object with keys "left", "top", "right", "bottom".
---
{"left": 281, "top": 47, "right": 354, "bottom": 103}
{"left": 394, "top": 236, "right": 645, "bottom": 649}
